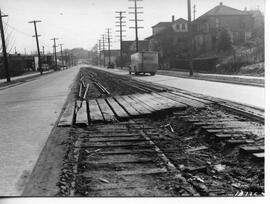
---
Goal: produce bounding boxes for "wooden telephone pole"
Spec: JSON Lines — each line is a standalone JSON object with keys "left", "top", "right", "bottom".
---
{"left": 187, "top": 0, "right": 194, "bottom": 76}
{"left": 116, "top": 11, "right": 126, "bottom": 69}
{"left": 50, "top": 37, "right": 58, "bottom": 70}
{"left": 102, "top": 34, "right": 106, "bottom": 67}
{"left": 193, "top": 4, "right": 196, "bottom": 21}
{"left": 106, "top": 28, "right": 112, "bottom": 67}
{"left": 128, "top": 0, "right": 144, "bottom": 52}
{"left": 59, "top": 43, "right": 64, "bottom": 69}
{"left": 0, "top": 9, "right": 10, "bottom": 82}
{"left": 29, "top": 20, "right": 42, "bottom": 75}
{"left": 98, "top": 40, "right": 101, "bottom": 66}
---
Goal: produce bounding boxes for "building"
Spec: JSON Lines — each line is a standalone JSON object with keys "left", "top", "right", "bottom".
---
{"left": 100, "top": 50, "right": 120, "bottom": 66}
{"left": 146, "top": 16, "right": 189, "bottom": 66}
{"left": 151, "top": 16, "right": 188, "bottom": 36}
{"left": 121, "top": 40, "right": 149, "bottom": 66}
{"left": 192, "top": 2, "right": 254, "bottom": 53}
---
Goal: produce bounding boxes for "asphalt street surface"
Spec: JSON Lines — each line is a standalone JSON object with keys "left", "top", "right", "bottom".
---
{"left": 0, "top": 66, "right": 79, "bottom": 196}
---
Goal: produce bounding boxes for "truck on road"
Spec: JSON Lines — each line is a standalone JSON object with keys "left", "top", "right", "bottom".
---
{"left": 129, "top": 51, "right": 159, "bottom": 76}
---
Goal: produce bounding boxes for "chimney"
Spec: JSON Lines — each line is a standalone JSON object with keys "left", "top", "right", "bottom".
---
{"left": 219, "top": 2, "right": 223, "bottom": 6}
{"left": 172, "top": 15, "right": 175, "bottom": 22}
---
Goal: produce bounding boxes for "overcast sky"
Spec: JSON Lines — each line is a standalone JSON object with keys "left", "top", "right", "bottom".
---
{"left": 0, "top": 0, "right": 265, "bottom": 54}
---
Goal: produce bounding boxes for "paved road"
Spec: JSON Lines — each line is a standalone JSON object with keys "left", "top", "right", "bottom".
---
{"left": 91, "top": 66, "right": 264, "bottom": 109}
{"left": 0, "top": 66, "right": 79, "bottom": 196}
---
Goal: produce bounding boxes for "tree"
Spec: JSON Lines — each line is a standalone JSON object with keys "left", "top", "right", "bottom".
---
{"left": 217, "top": 28, "right": 232, "bottom": 52}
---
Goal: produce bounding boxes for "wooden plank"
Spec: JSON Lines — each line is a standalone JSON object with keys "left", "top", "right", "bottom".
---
{"left": 252, "top": 152, "right": 264, "bottom": 160}
{"left": 106, "top": 97, "right": 129, "bottom": 118}
{"left": 75, "top": 100, "right": 88, "bottom": 125}
{"left": 152, "top": 93, "right": 186, "bottom": 108}
{"left": 240, "top": 146, "right": 264, "bottom": 154}
{"left": 131, "top": 94, "right": 162, "bottom": 111}
{"left": 128, "top": 94, "right": 156, "bottom": 112}
{"left": 89, "top": 99, "right": 104, "bottom": 122}
{"left": 193, "top": 120, "right": 243, "bottom": 125}
{"left": 172, "top": 91, "right": 212, "bottom": 104}
{"left": 114, "top": 96, "right": 140, "bottom": 116}
{"left": 149, "top": 93, "right": 173, "bottom": 109}
{"left": 121, "top": 95, "right": 152, "bottom": 115}
{"left": 96, "top": 98, "right": 117, "bottom": 122}
{"left": 155, "top": 92, "right": 187, "bottom": 108}
{"left": 215, "top": 134, "right": 238, "bottom": 140}
{"left": 226, "top": 139, "right": 254, "bottom": 145}
{"left": 58, "top": 102, "right": 75, "bottom": 126}
{"left": 164, "top": 92, "right": 205, "bottom": 108}
{"left": 142, "top": 93, "right": 171, "bottom": 110}
{"left": 79, "top": 137, "right": 146, "bottom": 143}
{"left": 186, "top": 146, "right": 208, "bottom": 153}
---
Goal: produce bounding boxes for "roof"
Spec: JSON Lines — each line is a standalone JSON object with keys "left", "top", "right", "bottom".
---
{"left": 152, "top": 22, "right": 171, "bottom": 28}
{"left": 173, "top": 18, "right": 188, "bottom": 24}
{"left": 197, "top": 3, "right": 250, "bottom": 20}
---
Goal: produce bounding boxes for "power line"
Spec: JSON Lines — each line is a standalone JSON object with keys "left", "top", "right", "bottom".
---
{"left": 128, "top": 0, "right": 144, "bottom": 52}
{"left": 115, "top": 11, "right": 126, "bottom": 69}
{"left": 3, "top": 22, "right": 32, "bottom": 37}
{"left": 0, "top": 9, "right": 11, "bottom": 82}
{"left": 106, "top": 28, "right": 112, "bottom": 66}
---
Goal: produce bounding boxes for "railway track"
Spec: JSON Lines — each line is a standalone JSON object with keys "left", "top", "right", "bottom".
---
{"left": 58, "top": 120, "right": 197, "bottom": 196}
{"left": 56, "top": 67, "right": 264, "bottom": 196}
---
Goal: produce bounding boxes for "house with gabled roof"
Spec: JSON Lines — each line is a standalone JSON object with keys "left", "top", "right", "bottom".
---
{"left": 192, "top": 2, "right": 254, "bottom": 53}
{"left": 146, "top": 16, "right": 189, "bottom": 66}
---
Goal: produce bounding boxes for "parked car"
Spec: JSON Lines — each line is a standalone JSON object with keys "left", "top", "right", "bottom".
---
{"left": 107, "top": 62, "right": 114, "bottom": 69}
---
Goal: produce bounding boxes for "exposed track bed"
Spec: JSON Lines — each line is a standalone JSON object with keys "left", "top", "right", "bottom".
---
{"left": 24, "top": 66, "right": 264, "bottom": 196}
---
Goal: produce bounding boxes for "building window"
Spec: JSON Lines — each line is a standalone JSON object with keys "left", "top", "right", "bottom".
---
{"left": 204, "top": 23, "right": 209, "bottom": 32}
{"left": 182, "top": 24, "right": 186, "bottom": 30}
{"left": 176, "top": 24, "right": 180, "bottom": 30}
{"left": 215, "top": 18, "right": 220, "bottom": 28}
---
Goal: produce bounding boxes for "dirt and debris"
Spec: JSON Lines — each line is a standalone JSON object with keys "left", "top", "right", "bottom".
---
{"left": 23, "top": 66, "right": 264, "bottom": 196}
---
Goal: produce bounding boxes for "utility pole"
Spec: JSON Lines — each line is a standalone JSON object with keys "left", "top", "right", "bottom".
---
{"left": 50, "top": 37, "right": 59, "bottom": 70}
{"left": 98, "top": 40, "right": 102, "bottom": 66}
{"left": 129, "top": 0, "right": 144, "bottom": 52}
{"left": 29, "top": 20, "right": 43, "bottom": 75}
{"left": 116, "top": 11, "right": 126, "bottom": 69}
{"left": 59, "top": 43, "right": 64, "bottom": 69}
{"left": 42, "top": 46, "right": 45, "bottom": 55}
{"left": 193, "top": 4, "right": 196, "bottom": 21}
{"left": 64, "top": 50, "right": 68, "bottom": 68}
{"left": 102, "top": 34, "right": 106, "bottom": 67}
{"left": 187, "top": 0, "right": 194, "bottom": 76}
{"left": 0, "top": 9, "right": 10, "bottom": 82}
{"left": 106, "top": 28, "right": 112, "bottom": 67}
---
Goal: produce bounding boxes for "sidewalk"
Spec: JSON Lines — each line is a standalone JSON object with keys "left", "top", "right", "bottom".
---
{"left": 157, "top": 69, "right": 264, "bottom": 87}
{"left": 0, "top": 70, "right": 54, "bottom": 89}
